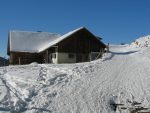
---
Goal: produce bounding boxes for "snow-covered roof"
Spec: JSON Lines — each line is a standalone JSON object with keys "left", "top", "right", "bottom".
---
{"left": 8, "top": 31, "right": 61, "bottom": 53}
{"left": 8, "top": 27, "right": 106, "bottom": 54}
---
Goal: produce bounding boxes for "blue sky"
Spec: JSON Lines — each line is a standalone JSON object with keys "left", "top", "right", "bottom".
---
{"left": 1, "top": 0, "right": 150, "bottom": 57}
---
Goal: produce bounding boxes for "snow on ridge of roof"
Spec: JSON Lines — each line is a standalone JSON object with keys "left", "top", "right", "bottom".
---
{"left": 39, "top": 27, "right": 85, "bottom": 52}
{"left": 57, "top": 27, "right": 85, "bottom": 40}
{"left": 9, "top": 30, "right": 61, "bottom": 53}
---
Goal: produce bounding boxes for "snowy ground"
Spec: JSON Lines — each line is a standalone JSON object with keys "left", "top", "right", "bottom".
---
{"left": 1, "top": 37, "right": 150, "bottom": 113}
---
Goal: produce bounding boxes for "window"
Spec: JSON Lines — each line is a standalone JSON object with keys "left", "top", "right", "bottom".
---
{"left": 52, "top": 53, "right": 56, "bottom": 58}
{"left": 68, "top": 54, "right": 74, "bottom": 58}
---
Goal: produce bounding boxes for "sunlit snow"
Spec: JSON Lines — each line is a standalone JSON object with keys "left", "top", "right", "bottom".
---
{"left": 1, "top": 35, "right": 150, "bottom": 113}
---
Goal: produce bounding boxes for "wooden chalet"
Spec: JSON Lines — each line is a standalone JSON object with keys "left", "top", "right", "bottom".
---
{"left": 7, "top": 27, "right": 106, "bottom": 65}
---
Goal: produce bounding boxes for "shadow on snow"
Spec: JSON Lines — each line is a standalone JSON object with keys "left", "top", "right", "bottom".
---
{"left": 104, "top": 50, "right": 138, "bottom": 61}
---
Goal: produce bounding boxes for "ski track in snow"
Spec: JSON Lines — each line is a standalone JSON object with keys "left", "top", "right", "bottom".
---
{"left": 1, "top": 44, "right": 150, "bottom": 112}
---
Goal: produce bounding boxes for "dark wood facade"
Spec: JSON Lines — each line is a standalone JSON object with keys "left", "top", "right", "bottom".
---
{"left": 57, "top": 28, "right": 105, "bottom": 53}
{"left": 9, "top": 52, "right": 44, "bottom": 65}
{"left": 55, "top": 28, "right": 106, "bottom": 63}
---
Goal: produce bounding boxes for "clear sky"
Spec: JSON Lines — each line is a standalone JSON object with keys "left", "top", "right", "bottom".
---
{"left": 1, "top": 0, "right": 150, "bottom": 57}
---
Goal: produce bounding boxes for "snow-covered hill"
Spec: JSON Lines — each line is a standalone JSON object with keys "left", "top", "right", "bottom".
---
{"left": 130, "top": 35, "right": 150, "bottom": 48}
{"left": 1, "top": 36, "right": 150, "bottom": 113}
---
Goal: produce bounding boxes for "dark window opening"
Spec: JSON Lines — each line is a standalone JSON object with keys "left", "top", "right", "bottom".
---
{"left": 68, "top": 54, "right": 74, "bottom": 58}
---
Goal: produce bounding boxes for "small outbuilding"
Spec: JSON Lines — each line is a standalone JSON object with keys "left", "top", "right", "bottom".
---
{"left": 7, "top": 27, "right": 106, "bottom": 65}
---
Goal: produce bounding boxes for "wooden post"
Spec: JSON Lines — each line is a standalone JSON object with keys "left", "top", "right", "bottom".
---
{"left": 19, "top": 57, "right": 21, "bottom": 65}
{"left": 46, "top": 50, "right": 49, "bottom": 63}
{"left": 89, "top": 40, "right": 91, "bottom": 61}
{"left": 107, "top": 43, "right": 109, "bottom": 52}
{"left": 56, "top": 47, "right": 58, "bottom": 64}
{"left": 10, "top": 53, "right": 13, "bottom": 64}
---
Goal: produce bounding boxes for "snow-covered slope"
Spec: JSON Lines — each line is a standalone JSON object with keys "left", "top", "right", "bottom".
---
{"left": 130, "top": 35, "right": 150, "bottom": 48}
{"left": 1, "top": 37, "right": 150, "bottom": 113}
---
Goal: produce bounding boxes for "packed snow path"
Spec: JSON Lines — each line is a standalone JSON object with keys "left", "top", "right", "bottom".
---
{"left": 0, "top": 45, "right": 150, "bottom": 113}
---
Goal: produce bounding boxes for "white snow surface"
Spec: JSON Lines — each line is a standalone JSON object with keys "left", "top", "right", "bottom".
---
{"left": 130, "top": 35, "right": 150, "bottom": 49}
{"left": 9, "top": 31, "right": 61, "bottom": 53}
{"left": 1, "top": 36, "right": 150, "bottom": 112}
